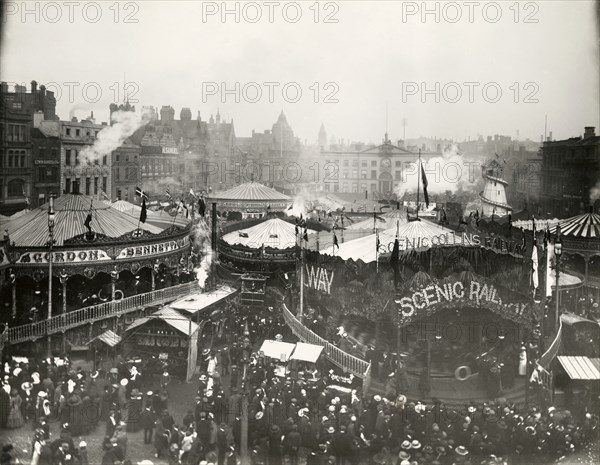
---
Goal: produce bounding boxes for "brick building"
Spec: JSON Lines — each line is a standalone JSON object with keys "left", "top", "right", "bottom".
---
{"left": 0, "top": 80, "right": 57, "bottom": 214}
{"left": 540, "top": 126, "right": 600, "bottom": 217}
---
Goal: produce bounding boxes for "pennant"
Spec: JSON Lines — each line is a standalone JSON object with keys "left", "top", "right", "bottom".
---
{"left": 135, "top": 187, "right": 148, "bottom": 200}
{"left": 287, "top": 204, "right": 293, "bottom": 211}
{"left": 303, "top": 227, "right": 308, "bottom": 242}
{"left": 139, "top": 197, "right": 147, "bottom": 224}
{"left": 189, "top": 188, "right": 196, "bottom": 198}
{"left": 421, "top": 164, "right": 429, "bottom": 207}
{"left": 198, "top": 196, "right": 206, "bottom": 217}
{"left": 166, "top": 188, "right": 172, "bottom": 201}
{"left": 84, "top": 212, "right": 93, "bottom": 232}
{"left": 333, "top": 232, "right": 339, "bottom": 250}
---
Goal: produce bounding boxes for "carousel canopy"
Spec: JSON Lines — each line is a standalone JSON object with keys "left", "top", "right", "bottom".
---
{"left": 550, "top": 212, "right": 600, "bottom": 238}
{"left": 223, "top": 218, "right": 315, "bottom": 249}
{"left": 170, "top": 285, "right": 237, "bottom": 315}
{"left": 109, "top": 200, "right": 189, "bottom": 229}
{"left": 327, "top": 219, "right": 460, "bottom": 263}
{"left": 210, "top": 182, "right": 290, "bottom": 201}
{"left": 3, "top": 194, "right": 163, "bottom": 247}
{"left": 125, "top": 306, "right": 199, "bottom": 336}
{"left": 512, "top": 218, "right": 560, "bottom": 231}
{"left": 557, "top": 356, "right": 600, "bottom": 380}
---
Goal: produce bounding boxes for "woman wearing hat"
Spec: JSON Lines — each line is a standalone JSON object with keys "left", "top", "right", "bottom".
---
{"left": 6, "top": 388, "right": 24, "bottom": 428}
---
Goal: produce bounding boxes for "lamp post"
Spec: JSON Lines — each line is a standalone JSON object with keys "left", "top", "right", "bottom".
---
{"left": 554, "top": 237, "right": 562, "bottom": 331}
{"left": 47, "top": 196, "right": 56, "bottom": 356}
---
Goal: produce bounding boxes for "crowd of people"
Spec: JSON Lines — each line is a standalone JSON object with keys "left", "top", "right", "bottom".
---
{"left": 1, "top": 294, "right": 599, "bottom": 465}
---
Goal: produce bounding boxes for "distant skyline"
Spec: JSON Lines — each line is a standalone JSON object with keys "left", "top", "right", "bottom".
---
{"left": 1, "top": 1, "right": 598, "bottom": 144}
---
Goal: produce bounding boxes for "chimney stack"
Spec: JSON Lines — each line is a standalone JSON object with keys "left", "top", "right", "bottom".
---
{"left": 584, "top": 126, "right": 596, "bottom": 138}
{"left": 31, "top": 80, "right": 37, "bottom": 93}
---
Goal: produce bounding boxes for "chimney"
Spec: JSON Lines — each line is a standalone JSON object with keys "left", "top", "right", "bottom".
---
{"left": 39, "top": 85, "right": 46, "bottom": 96}
{"left": 584, "top": 127, "right": 596, "bottom": 138}
{"left": 31, "top": 80, "right": 37, "bottom": 93}
{"left": 548, "top": 131, "right": 552, "bottom": 141}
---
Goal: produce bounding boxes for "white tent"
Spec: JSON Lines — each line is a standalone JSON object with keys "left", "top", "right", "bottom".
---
{"left": 259, "top": 340, "right": 296, "bottom": 361}
{"left": 325, "top": 219, "right": 461, "bottom": 263}
{"left": 170, "top": 286, "right": 238, "bottom": 315}
{"left": 223, "top": 218, "right": 315, "bottom": 250}
{"left": 290, "top": 342, "right": 324, "bottom": 363}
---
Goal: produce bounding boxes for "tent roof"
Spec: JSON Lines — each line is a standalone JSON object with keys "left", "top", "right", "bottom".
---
{"left": 550, "top": 212, "right": 600, "bottom": 239}
{"left": 259, "top": 340, "right": 296, "bottom": 360}
{"left": 223, "top": 218, "right": 314, "bottom": 249}
{"left": 3, "top": 194, "right": 163, "bottom": 246}
{"left": 290, "top": 342, "right": 324, "bottom": 363}
{"left": 125, "top": 306, "right": 199, "bottom": 336}
{"left": 90, "top": 329, "right": 121, "bottom": 347}
{"left": 109, "top": 200, "right": 189, "bottom": 228}
{"left": 346, "top": 209, "right": 408, "bottom": 230}
{"left": 210, "top": 182, "right": 290, "bottom": 201}
{"left": 558, "top": 356, "right": 600, "bottom": 380}
{"left": 170, "top": 286, "right": 237, "bottom": 314}
{"left": 327, "top": 219, "right": 459, "bottom": 263}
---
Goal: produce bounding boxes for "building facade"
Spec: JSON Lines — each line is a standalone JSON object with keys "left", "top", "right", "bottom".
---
{"left": 0, "top": 80, "right": 57, "bottom": 214}
{"left": 540, "top": 126, "right": 600, "bottom": 217}
{"left": 112, "top": 139, "right": 142, "bottom": 202}
{"left": 31, "top": 124, "right": 61, "bottom": 207}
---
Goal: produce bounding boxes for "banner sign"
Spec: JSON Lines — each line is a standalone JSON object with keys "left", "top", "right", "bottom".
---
{"left": 16, "top": 249, "right": 112, "bottom": 264}
{"left": 397, "top": 276, "right": 532, "bottom": 327}
{"left": 304, "top": 264, "right": 335, "bottom": 294}
{"left": 117, "top": 237, "right": 189, "bottom": 260}
{"left": 380, "top": 232, "right": 525, "bottom": 257}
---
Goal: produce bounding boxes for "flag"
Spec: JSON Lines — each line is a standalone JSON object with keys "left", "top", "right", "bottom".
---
{"left": 139, "top": 197, "right": 147, "bottom": 223}
{"left": 421, "top": 164, "right": 429, "bottom": 207}
{"left": 84, "top": 212, "right": 93, "bottom": 232}
{"left": 135, "top": 187, "right": 148, "bottom": 200}
{"left": 532, "top": 219, "right": 539, "bottom": 291}
{"left": 166, "top": 188, "right": 172, "bottom": 201}
{"left": 198, "top": 196, "right": 206, "bottom": 217}
{"left": 333, "top": 232, "right": 339, "bottom": 249}
{"left": 303, "top": 227, "right": 308, "bottom": 242}
{"left": 287, "top": 204, "right": 293, "bottom": 211}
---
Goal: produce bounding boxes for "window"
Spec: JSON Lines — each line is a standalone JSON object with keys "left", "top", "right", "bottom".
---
{"left": 371, "top": 170, "right": 376, "bottom": 179}
{"left": 342, "top": 171, "right": 348, "bottom": 179}
{"left": 361, "top": 161, "right": 367, "bottom": 167}
{"left": 7, "top": 152, "right": 13, "bottom": 167}
{"left": 115, "top": 168, "right": 120, "bottom": 181}
{"left": 342, "top": 183, "right": 349, "bottom": 193}
{"left": 85, "top": 177, "right": 91, "bottom": 195}
{"left": 75, "top": 129, "right": 80, "bottom": 136}
{"left": 73, "top": 178, "right": 79, "bottom": 194}
{"left": 352, "top": 169, "right": 358, "bottom": 178}
{"left": 66, "top": 128, "right": 71, "bottom": 136}
{"left": 352, "top": 183, "right": 358, "bottom": 193}
{"left": 361, "top": 183, "right": 367, "bottom": 191}
{"left": 116, "top": 154, "right": 120, "bottom": 162}
{"left": 352, "top": 160, "right": 358, "bottom": 167}
{"left": 94, "top": 177, "right": 99, "bottom": 195}
{"left": 65, "top": 178, "right": 71, "bottom": 193}
{"left": 371, "top": 161, "right": 377, "bottom": 167}
{"left": 7, "top": 179, "right": 24, "bottom": 197}
{"left": 19, "top": 152, "right": 25, "bottom": 167}
{"left": 103, "top": 154, "right": 107, "bottom": 165}
{"left": 12, "top": 102, "right": 22, "bottom": 109}
{"left": 102, "top": 177, "right": 107, "bottom": 193}
{"left": 75, "top": 152, "right": 79, "bottom": 165}
{"left": 395, "top": 161, "right": 401, "bottom": 167}
{"left": 66, "top": 149, "right": 71, "bottom": 165}
{"left": 86, "top": 131, "right": 90, "bottom": 136}
{"left": 117, "top": 189, "right": 122, "bottom": 200}
{"left": 395, "top": 171, "right": 401, "bottom": 180}
{"left": 343, "top": 160, "right": 349, "bottom": 167}
{"left": 361, "top": 170, "right": 367, "bottom": 179}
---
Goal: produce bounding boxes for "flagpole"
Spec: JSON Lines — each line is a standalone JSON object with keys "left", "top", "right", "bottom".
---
{"left": 299, "top": 236, "right": 304, "bottom": 322}
{"left": 416, "top": 149, "right": 421, "bottom": 220}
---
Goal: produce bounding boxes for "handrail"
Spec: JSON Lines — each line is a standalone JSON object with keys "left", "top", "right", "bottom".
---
{"left": 282, "top": 303, "right": 371, "bottom": 378}
{"left": 540, "top": 318, "right": 563, "bottom": 368}
{"left": 5, "top": 281, "right": 201, "bottom": 346}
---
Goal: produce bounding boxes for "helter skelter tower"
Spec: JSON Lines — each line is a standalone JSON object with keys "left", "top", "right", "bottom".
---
{"left": 479, "top": 159, "right": 512, "bottom": 217}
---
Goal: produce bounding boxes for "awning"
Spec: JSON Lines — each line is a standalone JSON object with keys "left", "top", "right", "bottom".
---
{"left": 90, "top": 329, "right": 121, "bottom": 347}
{"left": 170, "top": 286, "right": 238, "bottom": 315}
{"left": 557, "top": 356, "right": 600, "bottom": 380}
{"left": 259, "top": 340, "right": 295, "bottom": 361}
{"left": 126, "top": 307, "right": 199, "bottom": 336}
{"left": 290, "top": 342, "right": 324, "bottom": 363}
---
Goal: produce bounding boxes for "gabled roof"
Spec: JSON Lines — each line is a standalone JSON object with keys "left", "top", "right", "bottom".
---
{"left": 125, "top": 306, "right": 199, "bottom": 336}
{"left": 210, "top": 182, "right": 290, "bottom": 201}
{"left": 3, "top": 194, "right": 162, "bottom": 246}
{"left": 360, "top": 143, "right": 413, "bottom": 155}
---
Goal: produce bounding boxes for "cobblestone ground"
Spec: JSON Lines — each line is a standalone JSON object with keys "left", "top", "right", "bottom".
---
{"left": 0, "top": 377, "right": 200, "bottom": 465}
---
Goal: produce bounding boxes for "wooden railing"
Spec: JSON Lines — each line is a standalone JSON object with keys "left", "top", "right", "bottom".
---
{"left": 4, "top": 281, "right": 201, "bottom": 345}
{"left": 282, "top": 303, "right": 371, "bottom": 379}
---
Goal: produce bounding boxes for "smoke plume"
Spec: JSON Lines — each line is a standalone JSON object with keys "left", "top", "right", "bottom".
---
{"left": 590, "top": 180, "right": 600, "bottom": 204}
{"left": 78, "top": 109, "right": 150, "bottom": 164}
{"left": 191, "top": 219, "right": 213, "bottom": 290}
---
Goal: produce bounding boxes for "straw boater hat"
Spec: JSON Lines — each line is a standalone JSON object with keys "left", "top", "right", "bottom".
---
{"left": 120, "top": 378, "right": 128, "bottom": 386}
{"left": 401, "top": 440, "right": 411, "bottom": 450}
{"left": 398, "top": 451, "right": 411, "bottom": 460}
{"left": 255, "top": 411, "right": 264, "bottom": 420}
{"left": 411, "top": 440, "right": 421, "bottom": 449}
{"left": 455, "top": 446, "right": 469, "bottom": 456}
{"left": 327, "top": 426, "right": 335, "bottom": 434}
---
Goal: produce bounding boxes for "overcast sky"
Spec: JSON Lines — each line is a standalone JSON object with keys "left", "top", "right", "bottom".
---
{"left": 1, "top": 1, "right": 598, "bottom": 144}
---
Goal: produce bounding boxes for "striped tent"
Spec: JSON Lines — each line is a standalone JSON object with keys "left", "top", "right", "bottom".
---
{"left": 2, "top": 194, "right": 163, "bottom": 247}
{"left": 346, "top": 208, "right": 408, "bottom": 230}
{"left": 211, "top": 182, "right": 290, "bottom": 201}
{"left": 223, "top": 218, "right": 315, "bottom": 250}
{"left": 550, "top": 212, "right": 600, "bottom": 238}
{"left": 110, "top": 200, "right": 189, "bottom": 229}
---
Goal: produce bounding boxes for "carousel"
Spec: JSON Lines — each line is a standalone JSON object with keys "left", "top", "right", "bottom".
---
{"left": 0, "top": 194, "right": 193, "bottom": 340}
{"left": 208, "top": 181, "right": 291, "bottom": 220}
{"left": 108, "top": 200, "right": 189, "bottom": 230}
